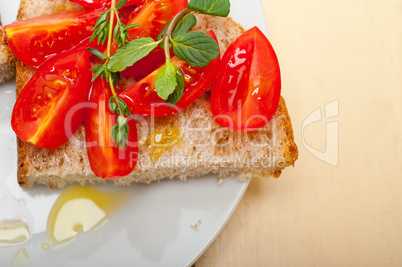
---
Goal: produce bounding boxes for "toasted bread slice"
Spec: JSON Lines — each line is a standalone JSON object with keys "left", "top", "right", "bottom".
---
{"left": 15, "top": 0, "right": 298, "bottom": 188}
{"left": 0, "top": 21, "right": 16, "bottom": 84}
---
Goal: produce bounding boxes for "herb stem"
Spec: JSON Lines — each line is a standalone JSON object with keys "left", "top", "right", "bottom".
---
{"left": 106, "top": 0, "right": 118, "bottom": 98}
{"left": 106, "top": 0, "right": 117, "bottom": 59}
{"left": 115, "top": 10, "right": 122, "bottom": 24}
{"left": 163, "top": 8, "right": 190, "bottom": 64}
{"left": 166, "top": 8, "right": 190, "bottom": 36}
{"left": 108, "top": 75, "right": 118, "bottom": 97}
{"left": 163, "top": 36, "right": 171, "bottom": 63}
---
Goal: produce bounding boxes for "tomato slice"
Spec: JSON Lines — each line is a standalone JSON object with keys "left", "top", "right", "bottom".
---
{"left": 210, "top": 26, "right": 281, "bottom": 132}
{"left": 106, "top": 0, "right": 187, "bottom": 55}
{"left": 70, "top": 0, "right": 144, "bottom": 9}
{"left": 4, "top": 10, "right": 103, "bottom": 68}
{"left": 120, "top": 46, "right": 170, "bottom": 80}
{"left": 11, "top": 48, "right": 92, "bottom": 149}
{"left": 85, "top": 79, "right": 138, "bottom": 179}
{"left": 119, "top": 30, "right": 220, "bottom": 117}
{"left": 123, "top": 0, "right": 186, "bottom": 39}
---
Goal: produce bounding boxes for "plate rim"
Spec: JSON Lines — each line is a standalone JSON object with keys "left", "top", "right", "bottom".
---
{"left": 0, "top": 0, "right": 267, "bottom": 265}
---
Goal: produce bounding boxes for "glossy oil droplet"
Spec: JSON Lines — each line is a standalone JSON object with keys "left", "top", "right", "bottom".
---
{"left": 41, "top": 242, "right": 50, "bottom": 250}
{"left": 148, "top": 127, "right": 181, "bottom": 162}
{"left": 0, "top": 220, "right": 30, "bottom": 246}
{"left": 47, "top": 186, "right": 129, "bottom": 245}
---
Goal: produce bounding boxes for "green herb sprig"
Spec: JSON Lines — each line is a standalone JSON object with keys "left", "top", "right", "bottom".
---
{"left": 88, "top": 0, "right": 230, "bottom": 149}
{"left": 107, "top": 0, "right": 230, "bottom": 106}
{"left": 88, "top": 0, "right": 139, "bottom": 149}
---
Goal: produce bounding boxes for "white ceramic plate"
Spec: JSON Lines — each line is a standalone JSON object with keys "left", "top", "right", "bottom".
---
{"left": 0, "top": 0, "right": 268, "bottom": 266}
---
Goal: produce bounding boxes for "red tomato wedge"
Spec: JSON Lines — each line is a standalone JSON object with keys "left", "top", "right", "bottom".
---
{"left": 106, "top": 0, "right": 187, "bottom": 55}
{"left": 119, "top": 30, "right": 220, "bottom": 117}
{"left": 11, "top": 48, "right": 92, "bottom": 149}
{"left": 85, "top": 79, "right": 138, "bottom": 179}
{"left": 120, "top": 46, "right": 169, "bottom": 80}
{"left": 70, "top": 0, "right": 144, "bottom": 9}
{"left": 4, "top": 10, "right": 103, "bottom": 68}
{"left": 210, "top": 26, "right": 281, "bottom": 132}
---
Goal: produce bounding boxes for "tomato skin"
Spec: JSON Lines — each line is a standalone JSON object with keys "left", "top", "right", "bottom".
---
{"left": 119, "top": 31, "right": 220, "bottom": 117}
{"left": 210, "top": 26, "right": 281, "bottom": 132}
{"left": 85, "top": 79, "right": 138, "bottom": 179}
{"left": 120, "top": 46, "right": 170, "bottom": 80}
{"left": 4, "top": 10, "right": 103, "bottom": 68}
{"left": 106, "top": 0, "right": 187, "bottom": 55}
{"left": 123, "top": 0, "right": 186, "bottom": 39}
{"left": 11, "top": 48, "right": 92, "bottom": 149}
{"left": 70, "top": 0, "right": 144, "bottom": 9}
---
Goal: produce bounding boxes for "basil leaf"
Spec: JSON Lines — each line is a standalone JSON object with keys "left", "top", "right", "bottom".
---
{"left": 107, "top": 37, "right": 160, "bottom": 72}
{"left": 87, "top": 47, "right": 108, "bottom": 61}
{"left": 116, "top": 0, "right": 129, "bottom": 10}
{"left": 113, "top": 23, "right": 120, "bottom": 41}
{"left": 90, "top": 64, "right": 105, "bottom": 82}
{"left": 112, "top": 115, "right": 129, "bottom": 149}
{"left": 116, "top": 96, "right": 131, "bottom": 116}
{"left": 172, "top": 13, "right": 197, "bottom": 39}
{"left": 111, "top": 72, "right": 122, "bottom": 89}
{"left": 187, "top": 0, "right": 230, "bottom": 17}
{"left": 109, "top": 97, "right": 118, "bottom": 113}
{"left": 166, "top": 69, "right": 185, "bottom": 107}
{"left": 94, "top": 10, "right": 110, "bottom": 29}
{"left": 157, "top": 14, "right": 197, "bottom": 48}
{"left": 172, "top": 31, "right": 219, "bottom": 68}
{"left": 125, "top": 23, "right": 141, "bottom": 30}
{"left": 155, "top": 62, "right": 179, "bottom": 100}
{"left": 91, "top": 10, "right": 110, "bottom": 44}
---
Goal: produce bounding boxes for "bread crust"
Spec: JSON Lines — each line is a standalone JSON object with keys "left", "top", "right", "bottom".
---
{"left": 0, "top": 22, "right": 16, "bottom": 84}
{"left": 14, "top": 1, "right": 298, "bottom": 188}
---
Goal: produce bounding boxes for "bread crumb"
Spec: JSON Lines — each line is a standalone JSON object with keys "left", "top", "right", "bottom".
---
{"left": 217, "top": 176, "right": 224, "bottom": 185}
{"left": 191, "top": 220, "right": 202, "bottom": 231}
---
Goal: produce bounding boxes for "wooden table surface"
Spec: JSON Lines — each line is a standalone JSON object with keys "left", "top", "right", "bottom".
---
{"left": 196, "top": 0, "right": 402, "bottom": 266}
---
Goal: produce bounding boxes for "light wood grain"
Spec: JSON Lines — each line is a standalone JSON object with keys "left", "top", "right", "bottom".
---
{"left": 196, "top": 0, "right": 402, "bottom": 266}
